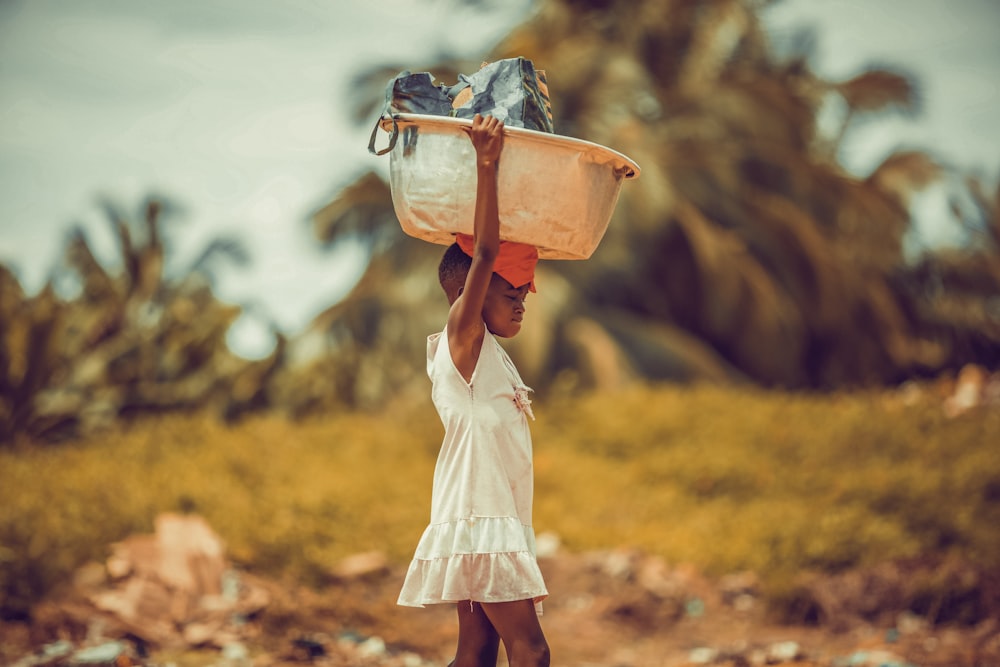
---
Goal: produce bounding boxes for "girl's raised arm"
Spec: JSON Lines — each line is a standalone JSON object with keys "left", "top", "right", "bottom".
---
{"left": 447, "top": 114, "right": 504, "bottom": 382}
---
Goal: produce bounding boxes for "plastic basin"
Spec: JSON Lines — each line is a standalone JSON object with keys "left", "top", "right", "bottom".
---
{"left": 379, "top": 113, "right": 640, "bottom": 260}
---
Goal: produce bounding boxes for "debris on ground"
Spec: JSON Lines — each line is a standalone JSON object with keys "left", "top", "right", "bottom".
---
{"left": 2, "top": 515, "right": 998, "bottom": 666}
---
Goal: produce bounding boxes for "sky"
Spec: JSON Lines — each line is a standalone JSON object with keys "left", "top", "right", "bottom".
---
{"left": 766, "top": 0, "right": 1000, "bottom": 176}
{"left": 0, "top": 0, "right": 532, "bottom": 356}
{"left": 1, "top": 0, "right": 998, "bottom": 358}
{"left": 763, "top": 0, "right": 1000, "bottom": 255}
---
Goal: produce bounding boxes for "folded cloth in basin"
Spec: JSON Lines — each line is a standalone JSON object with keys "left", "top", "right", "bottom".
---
{"left": 456, "top": 234, "right": 538, "bottom": 292}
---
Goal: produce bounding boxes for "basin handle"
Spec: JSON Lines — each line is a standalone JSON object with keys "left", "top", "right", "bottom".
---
{"left": 368, "top": 114, "right": 399, "bottom": 156}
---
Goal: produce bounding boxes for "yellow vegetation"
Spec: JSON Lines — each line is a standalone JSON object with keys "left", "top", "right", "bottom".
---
{"left": 1, "top": 383, "right": 997, "bottom": 619}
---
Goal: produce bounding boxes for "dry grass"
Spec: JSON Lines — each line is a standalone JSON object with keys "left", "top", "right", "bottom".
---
{"left": 1, "top": 383, "right": 998, "bottom": 619}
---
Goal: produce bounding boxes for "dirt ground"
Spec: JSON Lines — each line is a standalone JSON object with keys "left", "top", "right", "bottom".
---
{"left": 4, "top": 543, "right": 999, "bottom": 667}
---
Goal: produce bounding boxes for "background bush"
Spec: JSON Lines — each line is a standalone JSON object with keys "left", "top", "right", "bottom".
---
{"left": 1, "top": 383, "right": 997, "bottom": 620}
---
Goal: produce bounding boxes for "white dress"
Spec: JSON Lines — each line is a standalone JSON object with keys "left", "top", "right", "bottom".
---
{"left": 397, "top": 327, "right": 548, "bottom": 609}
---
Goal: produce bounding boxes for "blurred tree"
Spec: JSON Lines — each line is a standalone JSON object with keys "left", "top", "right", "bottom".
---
{"left": 302, "top": 0, "right": 998, "bottom": 407}
{"left": 0, "top": 198, "right": 283, "bottom": 443}
{"left": 5, "top": 0, "right": 996, "bottom": 436}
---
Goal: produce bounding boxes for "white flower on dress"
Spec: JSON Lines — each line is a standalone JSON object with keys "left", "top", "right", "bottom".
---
{"left": 514, "top": 385, "right": 535, "bottom": 421}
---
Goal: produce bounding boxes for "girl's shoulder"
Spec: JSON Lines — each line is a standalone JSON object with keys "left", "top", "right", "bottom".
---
{"left": 426, "top": 328, "right": 452, "bottom": 380}
{"left": 427, "top": 329, "right": 444, "bottom": 358}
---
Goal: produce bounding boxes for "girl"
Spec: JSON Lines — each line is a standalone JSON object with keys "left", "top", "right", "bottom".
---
{"left": 397, "top": 114, "right": 550, "bottom": 667}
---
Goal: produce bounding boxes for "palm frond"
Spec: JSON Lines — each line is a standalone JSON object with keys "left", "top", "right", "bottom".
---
{"left": 63, "top": 227, "right": 119, "bottom": 303}
{"left": 866, "top": 150, "right": 943, "bottom": 206}
{"left": 311, "top": 172, "right": 395, "bottom": 246}
{"left": 187, "top": 237, "right": 252, "bottom": 279}
{"left": 835, "top": 66, "right": 920, "bottom": 115}
{"left": 966, "top": 174, "right": 1000, "bottom": 250}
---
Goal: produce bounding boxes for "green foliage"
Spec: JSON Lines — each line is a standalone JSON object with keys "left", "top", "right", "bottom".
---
{"left": 1, "top": 384, "right": 997, "bottom": 620}
{"left": 0, "top": 200, "right": 277, "bottom": 445}
{"left": 532, "top": 385, "right": 1000, "bottom": 592}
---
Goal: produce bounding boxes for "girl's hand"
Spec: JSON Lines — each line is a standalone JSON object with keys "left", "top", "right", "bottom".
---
{"left": 467, "top": 113, "right": 504, "bottom": 167}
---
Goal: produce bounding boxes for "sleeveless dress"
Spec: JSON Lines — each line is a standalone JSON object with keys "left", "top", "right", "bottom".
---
{"left": 397, "top": 327, "right": 548, "bottom": 610}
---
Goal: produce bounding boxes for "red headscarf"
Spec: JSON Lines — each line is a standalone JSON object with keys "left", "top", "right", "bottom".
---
{"left": 456, "top": 234, "right": 538, "bottom": 292}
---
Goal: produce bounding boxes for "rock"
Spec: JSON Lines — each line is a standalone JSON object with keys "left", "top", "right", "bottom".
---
{"left": 719, "top": 570, "right": 759, "bottom": 604}
{"left": 834, "top": 649, "right": 914, "bottom": 667}
{"left": 944, "top": 363, "right": 988, "bottom": 417}
{"left": 895, "top": 611, "right": 927, "bottom": 636}
{"left": 291, "top": 636, "right": 327, "bottom": 659}
{"left": 688, "top": 646, "right": 719, "bottom": 664}
{"left": 71, "top": 562, "right": 108, "bottom": 592}
{"left": 600, "top": 548, "right": 639, "bottom": 580}
{"left": 766, "top": 640, "right": 801, "bottom": 662}
{"left": 221, "top": 641, "right": 250, "bottom": 666}
{"left": 358, "top": 636, "right": 387, "bottom": 658}
{"left": 331, "top": 551, "right": 389, "bottom": 580}
{"left": 685, "top": 597, "right": 706, "bottom": 618}
{"left": 232, "top": 572, "right": 272, "bottom": 617}
{"left": 69, "top": 641, "right": 128, "bottom": 666}
{"left": 53, "top": 513, "right": 272, "bottom": 652}
{"left": 535, "top": 531, "right": 561, "bottom": 559}
{"left": 89, "top": 578, "right": 178, "bottom": 645}
{"left": 606, "top": 587, "right": 685, "bottom": 631}
{"left": 400, "top": 652, "right": 424, "bottom": 667}
{"left": 637, "top": 555, "right": 679, "bottom": 597}
{"left": 9, "top": 640, "right": 74, "bottom": 667}
{"left": 182, "top": 618, "right": 226, "bottom": 647}
{"left": 152, "top": 513, "right": 225, "bottom": 596}
{"left": 104, "top": 537, "right": 148, "bottom": 581}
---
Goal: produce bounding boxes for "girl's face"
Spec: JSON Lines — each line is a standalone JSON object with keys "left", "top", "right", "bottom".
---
{"left": 482, "top": 273, "right": 530, "bottom": 338}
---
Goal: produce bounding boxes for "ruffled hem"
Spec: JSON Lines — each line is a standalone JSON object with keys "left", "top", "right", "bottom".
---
{"left": 397, "top": 517, "right": 548, "bottom": 609}
{"left": 397, "top": 552, "right": 548, "bottom": 609}
{"left": 410, "top": 516, "right": 537, "bottom": 559}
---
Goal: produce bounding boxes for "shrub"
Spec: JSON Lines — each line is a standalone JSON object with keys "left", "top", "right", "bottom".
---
{"left": 1, "top": 383, "right": 997, "bottom": 620}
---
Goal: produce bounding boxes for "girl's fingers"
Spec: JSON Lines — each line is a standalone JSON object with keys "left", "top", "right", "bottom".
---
{"left": 468, "top": 114, "right": 503, "bottom": 148}
{"left": 470, "top": 114, "right": 503, "bottom": 130}
{"left": 482, "top": 117, "right": 503, "bottom": 139}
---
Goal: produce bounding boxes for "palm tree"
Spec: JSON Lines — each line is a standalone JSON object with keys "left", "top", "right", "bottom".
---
{"left": 301, "top": 0, "right": 998, "bottom": 410}
{"left": 0, "top": 197, "right": 283, "bottom": 443}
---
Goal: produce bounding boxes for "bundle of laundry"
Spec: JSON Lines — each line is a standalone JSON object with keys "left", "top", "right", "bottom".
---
{"left": 367, "top": 57, "right": 640, "bottom": 260}
{"left": 369, "top": 57, "right": 553, "bottom": 156}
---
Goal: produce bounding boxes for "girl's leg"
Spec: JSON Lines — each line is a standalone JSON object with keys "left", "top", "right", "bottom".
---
{"left": 452, "top": 601, "right": 500, "bottom": 667}
{"left": 479, "top": 599, "right": 549, "bottom": 667}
